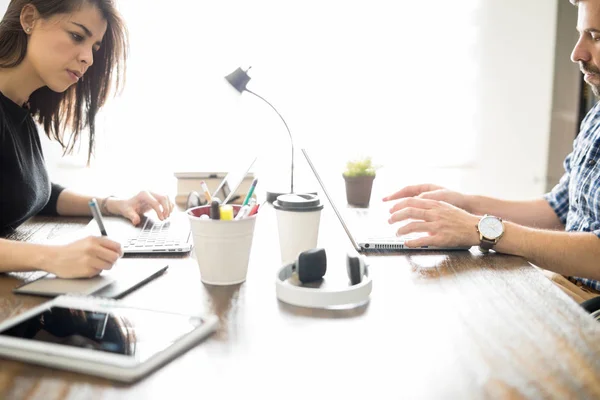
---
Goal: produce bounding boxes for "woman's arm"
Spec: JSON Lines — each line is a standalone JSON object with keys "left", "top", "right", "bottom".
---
{"left": 0, "top": 236, "right": 122, "bottom": 278}
{"left": 0, "top": 239, "right": 48, "bottom": 273}
{"left": 55, "top": 189, "right": 174, "bottom": 225}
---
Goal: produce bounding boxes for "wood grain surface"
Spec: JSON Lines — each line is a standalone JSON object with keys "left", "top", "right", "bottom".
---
{"left": 1, "top": 204, "right": 599, "bottom": 400}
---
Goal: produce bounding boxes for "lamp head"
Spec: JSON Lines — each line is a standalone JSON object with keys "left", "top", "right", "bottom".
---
{"left": 225, "top": 67, "right": 252, "bottom": 93}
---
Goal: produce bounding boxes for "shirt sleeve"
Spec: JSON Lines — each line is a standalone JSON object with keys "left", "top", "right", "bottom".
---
{"left": 39, "top": 183, "right": 66, "bottom": 216}
{"left": 543, "top": 153, "right": 572, "bottom": 226}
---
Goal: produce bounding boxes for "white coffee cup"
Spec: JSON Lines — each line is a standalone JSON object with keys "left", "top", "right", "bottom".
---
{"left": 188, "top": 205, "right": 257, "bottom": 285}
{"left": 273, "top": 193, "right": 324, "bottom": 266}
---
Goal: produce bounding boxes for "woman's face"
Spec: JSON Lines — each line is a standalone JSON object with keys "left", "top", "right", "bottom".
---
{"left": 26, "top": 3, "right": 107, "bottom": 92}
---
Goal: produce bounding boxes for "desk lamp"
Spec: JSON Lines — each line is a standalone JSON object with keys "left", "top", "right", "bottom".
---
{"left": 225, "top": 67, "right": 294, "bottom": 203}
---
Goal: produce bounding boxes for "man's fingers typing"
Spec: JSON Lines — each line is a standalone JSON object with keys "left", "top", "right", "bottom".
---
{"left": 389, "top": 207, "right": 433, "bottom": 223}
{"left": 395, "top": 221, "right": 433, "bottom": 237}
{"left": 389, "top": 197, "right": 439, "bottom": 213}
{"left": 417, "top": 189, "right": 448, "bottom": 201}
{"left": 383, "top": 184, "right": 442, "bottom": 202}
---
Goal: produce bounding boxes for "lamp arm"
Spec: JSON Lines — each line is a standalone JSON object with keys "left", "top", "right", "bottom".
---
{"left": 245, "top": 88, "right": 294, "bottom": 194}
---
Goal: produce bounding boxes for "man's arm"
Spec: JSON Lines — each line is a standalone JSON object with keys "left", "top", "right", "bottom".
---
{"left": 465, "top": 196, "right": 564, "bottom": 230}
{"left": 496, "top": 223, "right": 600, "bottom": 281}
{"left": 389, "top": 197, "right": 598, "bottom": 281}
{"left": 383, "top": 184, "right": 565, "bottom": 230}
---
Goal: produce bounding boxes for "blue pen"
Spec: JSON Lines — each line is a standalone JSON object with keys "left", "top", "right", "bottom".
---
{"left": 242, "top": 178, "right": 258, "bottom": 206}
{"left": 89, "top": 198, "right": 108, "bottom": 236}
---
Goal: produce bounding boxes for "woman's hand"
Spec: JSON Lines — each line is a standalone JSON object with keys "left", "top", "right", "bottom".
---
{"left": 387, "top": 197, "right": 481, "bottom": 249}
{"left": 44, "top": 236, "right": 123, "bottom": 278}
{"left": 105, "top": 191, "right": 175, "bottom": 226}
{"left": 383, "top": 183, "right": 471, "bottom": 212}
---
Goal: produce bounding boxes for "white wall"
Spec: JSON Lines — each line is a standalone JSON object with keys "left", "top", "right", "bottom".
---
{"left": 467, "top": 0, "right": 559, "bottom": 199}
{"left": 0, "top": 1, "right": 569, "bottom": 201}
{"left": 547, "top": 0, "right": 581, "bottom": 192}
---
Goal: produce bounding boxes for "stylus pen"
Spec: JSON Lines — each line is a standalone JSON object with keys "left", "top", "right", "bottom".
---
{"left": 89, "top": 198, "right": 108, "bottom": 236}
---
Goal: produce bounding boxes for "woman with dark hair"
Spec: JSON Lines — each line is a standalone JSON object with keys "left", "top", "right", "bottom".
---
{"left": 0, "top": 0, "right": 173, "bottom": 277}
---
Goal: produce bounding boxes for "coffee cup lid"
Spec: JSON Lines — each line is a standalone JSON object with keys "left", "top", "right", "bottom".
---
{"left": 273, "top": 193, "right": 324, "bottom": 212}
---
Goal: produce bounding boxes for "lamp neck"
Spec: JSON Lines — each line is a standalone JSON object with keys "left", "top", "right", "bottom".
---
{"left": 245, "top": 89, "right": 294, "bottom": 194}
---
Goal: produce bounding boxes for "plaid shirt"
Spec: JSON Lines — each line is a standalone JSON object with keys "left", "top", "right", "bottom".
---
{"left": 544, "top": 101, "right": 600, "bottom": 292}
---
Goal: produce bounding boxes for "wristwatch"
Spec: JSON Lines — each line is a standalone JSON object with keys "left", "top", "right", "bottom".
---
{"left": 477, "top": 214, "right": 505, "bottom": 253}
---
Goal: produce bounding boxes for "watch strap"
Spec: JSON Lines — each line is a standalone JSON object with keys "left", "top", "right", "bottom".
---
{"left": 478, "top": 237, "right": 496, "bottom": 253}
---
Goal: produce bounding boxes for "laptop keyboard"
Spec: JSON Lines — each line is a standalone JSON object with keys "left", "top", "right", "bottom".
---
{"left": 123, "top": 218, "right": 187, "bottom": 250}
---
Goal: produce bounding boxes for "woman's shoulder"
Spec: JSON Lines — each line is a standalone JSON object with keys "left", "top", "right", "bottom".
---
{"left": 0, "top": 106, "right": 11, "bottom": 137}
{"left": 0, "top": 107, "right": 7, "bottom": 140}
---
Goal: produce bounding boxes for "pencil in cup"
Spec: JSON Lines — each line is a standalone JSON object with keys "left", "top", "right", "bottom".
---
{"left": 200, "top": 180, "right": 212, "bottom": 203}
{"left": 187, "top": 204, "right": 259, "bottom": 285}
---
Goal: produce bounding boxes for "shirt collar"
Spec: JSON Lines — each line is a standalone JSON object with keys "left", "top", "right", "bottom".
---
{"left": 0, "top": 90, "right": 31, "bottom": 124}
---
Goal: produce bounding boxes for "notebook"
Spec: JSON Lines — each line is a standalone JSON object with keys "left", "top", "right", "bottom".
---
{"left": 13, "top": 262, "right": 169, "bottom": 299}
{"left": 301, "top": 148, "right": 470, "bottom": 252}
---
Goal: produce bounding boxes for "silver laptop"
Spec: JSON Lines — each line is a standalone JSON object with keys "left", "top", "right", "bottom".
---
{"left": 88, "top": 213, "right": 193, "bottom": 254}
{"left": 86, "top": 157, "right": 258, "bottom": 254}
{"left": 301, "top": 148, "right": 470, "bottom": 252}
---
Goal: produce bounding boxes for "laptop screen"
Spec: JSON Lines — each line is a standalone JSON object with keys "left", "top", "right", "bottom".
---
{"left": 301, "top": 148, "right": 362, "bottom": 251}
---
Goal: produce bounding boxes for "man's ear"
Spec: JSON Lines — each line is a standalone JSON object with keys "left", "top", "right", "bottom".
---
{"left": 20, "top": 4, "right": 39, "bottom": 33}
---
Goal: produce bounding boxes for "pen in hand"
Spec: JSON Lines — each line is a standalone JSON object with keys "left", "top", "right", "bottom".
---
{"left": 89, "top": 198, "right": 108, "bottom": 236}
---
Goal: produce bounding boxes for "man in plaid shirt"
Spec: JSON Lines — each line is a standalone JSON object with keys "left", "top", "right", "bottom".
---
{"left": 382, "top": 0, "right": 600, "bottom": 304}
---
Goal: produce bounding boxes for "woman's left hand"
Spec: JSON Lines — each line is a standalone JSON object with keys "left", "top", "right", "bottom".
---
{"left": 106, "top": 191, "right": 175, "bottom": 226}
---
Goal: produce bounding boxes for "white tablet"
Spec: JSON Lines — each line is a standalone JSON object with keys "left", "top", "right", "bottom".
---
{"left": 0, "top": 295, "right": 218, "bottom": 382}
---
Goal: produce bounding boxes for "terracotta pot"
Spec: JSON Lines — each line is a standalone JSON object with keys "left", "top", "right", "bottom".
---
{"left": 343, "top": 174, "right": 375, "bottom": 207}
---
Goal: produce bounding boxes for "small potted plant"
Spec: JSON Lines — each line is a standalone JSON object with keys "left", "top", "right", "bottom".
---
{"left": 342, "top": 156, "right": 378, "bottom": 207}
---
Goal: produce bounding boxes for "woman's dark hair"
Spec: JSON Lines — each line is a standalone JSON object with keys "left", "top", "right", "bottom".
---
{"left": 0, "top": 0, "right": 127, "bottom": 164}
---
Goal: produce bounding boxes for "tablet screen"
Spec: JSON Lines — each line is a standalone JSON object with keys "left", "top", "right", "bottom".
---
{"left": 0, "top": 306, "right": 206, "bottom": 362}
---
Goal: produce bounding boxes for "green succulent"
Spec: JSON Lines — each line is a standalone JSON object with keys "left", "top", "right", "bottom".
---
{"left": 343, "top": 157, "right": 378, "bottom": 177}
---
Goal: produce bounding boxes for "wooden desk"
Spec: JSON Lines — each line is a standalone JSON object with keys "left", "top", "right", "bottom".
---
{"left": 1, "top": 204, "right": 600, "bottom": 399}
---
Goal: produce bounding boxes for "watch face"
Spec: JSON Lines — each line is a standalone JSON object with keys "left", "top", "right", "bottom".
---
{"left": 479, "top": 216, "right": 503, "bottom": 239}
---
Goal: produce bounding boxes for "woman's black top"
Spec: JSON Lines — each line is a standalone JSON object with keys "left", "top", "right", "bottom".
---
{"left": 0, "top": 90, "right": 64, "bottom": 234}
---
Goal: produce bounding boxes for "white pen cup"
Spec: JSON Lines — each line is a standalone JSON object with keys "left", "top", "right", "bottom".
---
{"left": 273, "top": 194, "right": 324, "bottom": 266}
{"left": 187, "top": 205, "right": 257, "bottom": 285}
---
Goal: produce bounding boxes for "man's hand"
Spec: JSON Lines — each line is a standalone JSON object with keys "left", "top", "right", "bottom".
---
{"left": 383, "top": 183, "right": 471, "bottom": 212}
{"left": 388, "top": 197, "right": 480, "bottom": 248}
{"left": 106, "top": 191, "right": 175, "bottom": 226}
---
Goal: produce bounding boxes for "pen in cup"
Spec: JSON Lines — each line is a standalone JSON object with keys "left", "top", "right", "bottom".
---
{"left": 235, "top": 198, "right": 256, "bottom": 220}
{"left": 89, "top": 198, "right": 108, "bottom": 236}
{"left": 220, "top": 204, "right": 234, "bottom": 220}
{"left": 209, "top": 200, "right": 221, "bottom": 220}
{"left": 248, "top": 202, "right": 260, "bottom": 217}
{"left": 242, "top": 178, "right": 258, "bottom": 206}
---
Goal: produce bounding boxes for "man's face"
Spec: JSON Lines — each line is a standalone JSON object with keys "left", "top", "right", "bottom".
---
{"left": 573, "top": 0, "right": 600, "bottom": 96}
